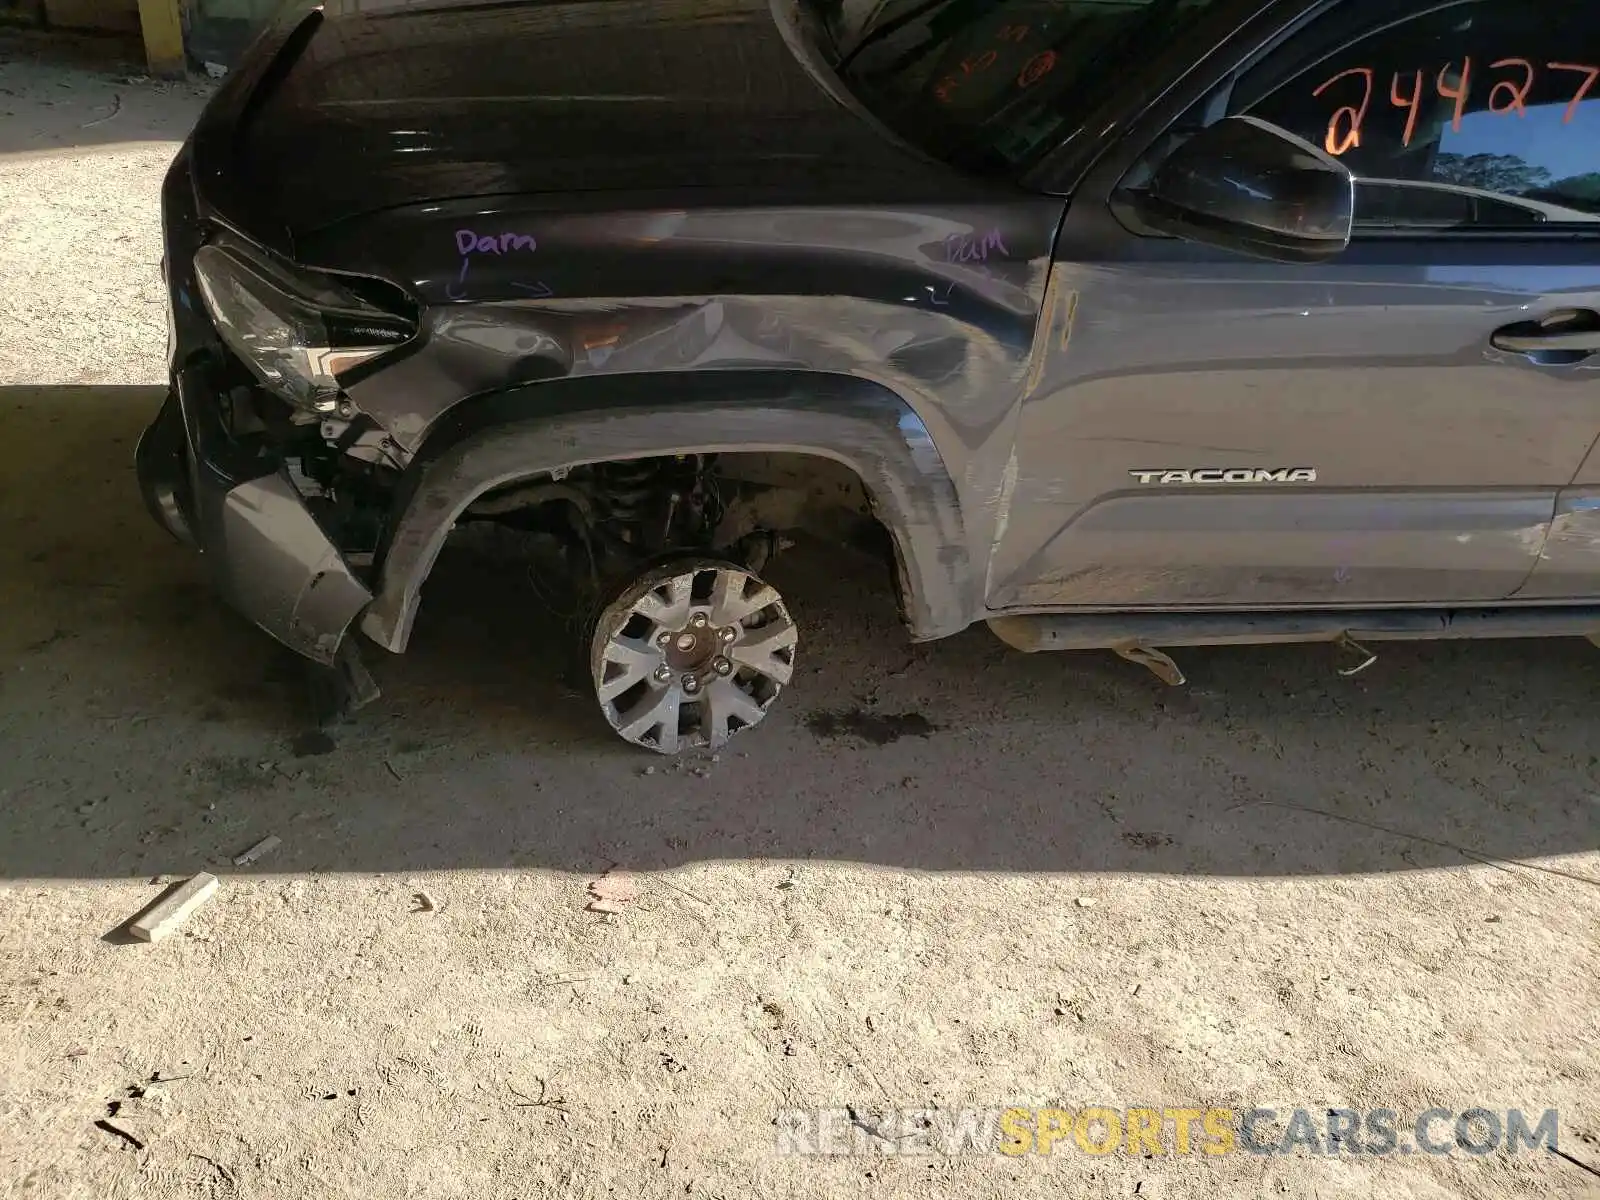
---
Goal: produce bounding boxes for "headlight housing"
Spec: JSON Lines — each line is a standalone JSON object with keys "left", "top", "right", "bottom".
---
{"left": 193, "top": 243, "right": 414, "bottom": 412}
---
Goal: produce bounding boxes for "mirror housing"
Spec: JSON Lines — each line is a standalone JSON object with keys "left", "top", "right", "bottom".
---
{"left": 1129, "top": 115, "right": 1355, "bottom": 264}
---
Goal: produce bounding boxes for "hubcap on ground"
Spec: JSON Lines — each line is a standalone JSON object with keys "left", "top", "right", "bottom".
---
{"left": 590, "top": 559, "right": 798, "bottom": 755}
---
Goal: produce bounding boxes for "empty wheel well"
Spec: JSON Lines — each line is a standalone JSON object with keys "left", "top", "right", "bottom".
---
{"left": 708, "top": 451, "right": 896, "bottom": 556}
{"left": 363, "top": 395, "right": 974, "bottom": 655}
{"left": 454, "top": 450, "right": 907, "bottom": 611}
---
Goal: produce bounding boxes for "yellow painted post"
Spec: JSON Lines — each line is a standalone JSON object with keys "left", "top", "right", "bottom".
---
{"left": 137, "top": 0, "right": 186, "bottom": 78}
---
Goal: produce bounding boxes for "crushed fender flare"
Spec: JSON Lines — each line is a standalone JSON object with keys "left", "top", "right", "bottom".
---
{"left": 361, "top": 373, "right": 975, "bottom": 653}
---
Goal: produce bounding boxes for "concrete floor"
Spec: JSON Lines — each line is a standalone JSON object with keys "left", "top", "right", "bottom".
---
{"left": 2, "top": 36, "right": 1599, "bottom": 1200}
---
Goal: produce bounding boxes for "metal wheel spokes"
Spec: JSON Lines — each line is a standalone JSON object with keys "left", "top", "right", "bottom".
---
{"left": 591, "top": 560, "right": 797, "bottom": 754}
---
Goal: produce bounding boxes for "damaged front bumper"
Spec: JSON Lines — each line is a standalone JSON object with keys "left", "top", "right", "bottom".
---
{"left": 135, "top": 153, "right": 371, "bottom": 667}
{"left": 135, "top": 376, "right": 372, "bottom": 665}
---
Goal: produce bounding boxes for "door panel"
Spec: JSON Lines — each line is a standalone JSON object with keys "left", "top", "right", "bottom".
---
{"left": 989, "top": 0, "right": 1600, "bottom": 612}
{"left": 987, "top": 250, "right": 1600, "bottom": 610}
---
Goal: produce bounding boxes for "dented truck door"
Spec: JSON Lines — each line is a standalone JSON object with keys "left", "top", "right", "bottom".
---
{"left": 986, "top": 255, "right": 1599, "bottom": 612}
{"left": 988, "top": 0, "right": 1600, "bottom": 612}
{"left": 1518, "top": 455, "right": 1600, "bottom": 601}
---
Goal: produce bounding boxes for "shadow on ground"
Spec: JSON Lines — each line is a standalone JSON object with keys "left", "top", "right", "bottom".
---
{"left": 2, "top": 385, "right": 1598, "bottom": 882}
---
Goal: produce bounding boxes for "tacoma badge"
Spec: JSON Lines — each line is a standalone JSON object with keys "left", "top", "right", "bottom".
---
{"left": 1128, "top": 468, "right": 1318, "bottom": 485}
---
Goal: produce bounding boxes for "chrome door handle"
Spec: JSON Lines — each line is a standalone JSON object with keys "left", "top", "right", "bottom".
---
{"left": 1491, "top": 310, "right": 1600, "bottom": 358}
{"left": 1491, "top": 329, "right": 1600, "bottom": 353}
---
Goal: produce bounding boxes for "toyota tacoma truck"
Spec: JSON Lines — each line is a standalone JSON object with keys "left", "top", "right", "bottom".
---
{"left": 139, "top": 0, "right": 1600, "bottom": 752}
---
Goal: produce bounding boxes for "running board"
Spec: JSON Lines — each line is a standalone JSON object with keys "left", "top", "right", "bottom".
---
{"left": 986, "top": 606, "right": 1600, "bottom": 653}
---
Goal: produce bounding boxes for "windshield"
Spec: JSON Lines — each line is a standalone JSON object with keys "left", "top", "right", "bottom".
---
{"left": 818, "top": 0, "right": 1241, "bottom": 175}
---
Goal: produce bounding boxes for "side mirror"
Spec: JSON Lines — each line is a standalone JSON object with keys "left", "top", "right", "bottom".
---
{"left": 1128, "top": 115, "right": 1355, "bottom": 264}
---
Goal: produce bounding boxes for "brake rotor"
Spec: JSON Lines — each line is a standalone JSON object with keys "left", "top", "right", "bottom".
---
{"left": 590, "top": 559, "right": 798, "bottom": 754}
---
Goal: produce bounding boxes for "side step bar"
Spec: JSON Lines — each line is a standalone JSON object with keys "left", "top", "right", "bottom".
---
{"left": 986, "top": 606, "right": 1600, "bottom": 653}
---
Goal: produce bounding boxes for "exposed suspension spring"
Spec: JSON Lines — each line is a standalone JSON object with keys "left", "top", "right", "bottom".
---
{"left": 592, "top": 456, "right": 719, "bottom": 556}
{"left": 598, "top": 459, "right": 663, "bottom": 534}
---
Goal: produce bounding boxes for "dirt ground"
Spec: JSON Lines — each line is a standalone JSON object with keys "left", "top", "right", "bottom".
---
{"left": 2, "top": 35, "right": 1598, "bottom": 1200}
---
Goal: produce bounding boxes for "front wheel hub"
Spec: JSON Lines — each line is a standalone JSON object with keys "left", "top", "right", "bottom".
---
{"left": 590, "top": 559, "right": 798, "bottom": 754}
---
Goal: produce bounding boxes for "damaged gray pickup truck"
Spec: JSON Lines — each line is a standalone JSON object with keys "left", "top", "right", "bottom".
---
{"left": 138, "top": 0, "right": 1600, "bottom": 753}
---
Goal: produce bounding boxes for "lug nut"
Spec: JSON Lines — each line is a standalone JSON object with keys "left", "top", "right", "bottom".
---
{"left": 712, "top": 656, "right": 733, "bottom": 676}
{"left": 653, "top": 665, "right": 671, "bottom": 683}
{"left": 718, "top": 627, "right": 736, "bottom": 643}
{"left": 682, "top": 675, "right": 700, "bottom": 694}
{"left": 656, "top": 632, "right": 672, "bottom": 648}
{"left": 690, "top": 613, "right": 708, "bottom": 628}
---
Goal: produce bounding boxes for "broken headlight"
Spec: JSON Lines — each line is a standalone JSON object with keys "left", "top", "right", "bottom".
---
{"left": 192, "top": 243, "right": 413, "bottom": 413}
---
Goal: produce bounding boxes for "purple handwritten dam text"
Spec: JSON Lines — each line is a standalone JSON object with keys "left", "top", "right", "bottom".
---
{"left": 943, "top": 229, "right": 1009, "bottom": 264}
{"left": 456, "top": 229, "right": 538, "bottom": 256}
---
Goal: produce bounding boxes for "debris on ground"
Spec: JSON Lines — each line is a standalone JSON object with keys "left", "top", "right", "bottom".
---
{"left": 659, "top": 1051, "right": 688, "bottom": 1073}
{"left": 1074, "top": 896, "right": 1098, "bottom": 908}
{"left": 536, "top": 971, "right": 595, "bottom": 988}
{"left": 127, "top": 872, "right": 219, "bottom": 943}
{"left": 232, "top": 835, "right": 281, "bottom": 867}
{"left": 413, "top": 889, "right": 438, "bottom": 913}
{"left": 115, "top": 1086, "right": 171, "bottom": 1122}
{"left": 507, "top": 1077, "right": 568, "bottom": 1112}
{"left": 586, "top": 870, "right": 639, "bottom": 914}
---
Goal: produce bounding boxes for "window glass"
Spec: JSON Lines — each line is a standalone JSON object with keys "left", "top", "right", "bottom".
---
{"left": 1239, "top": 1, "right": 1600, "bottom": 229}
{"left": 817, "top": 0, "right": 1244, "bottom": 172}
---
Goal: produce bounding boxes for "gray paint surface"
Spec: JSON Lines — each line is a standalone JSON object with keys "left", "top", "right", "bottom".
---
{"left": 995, "top": 253, "right": 1600, "bottom": 609}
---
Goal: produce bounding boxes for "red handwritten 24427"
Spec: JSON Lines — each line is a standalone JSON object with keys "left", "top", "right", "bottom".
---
{"left": 1312, "top": 58, "right": 1599, "bottom": 156}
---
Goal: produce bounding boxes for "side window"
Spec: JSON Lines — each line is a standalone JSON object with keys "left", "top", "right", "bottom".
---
{"left": 1235, "top": 1, "right": 1600, "bottom": 230}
